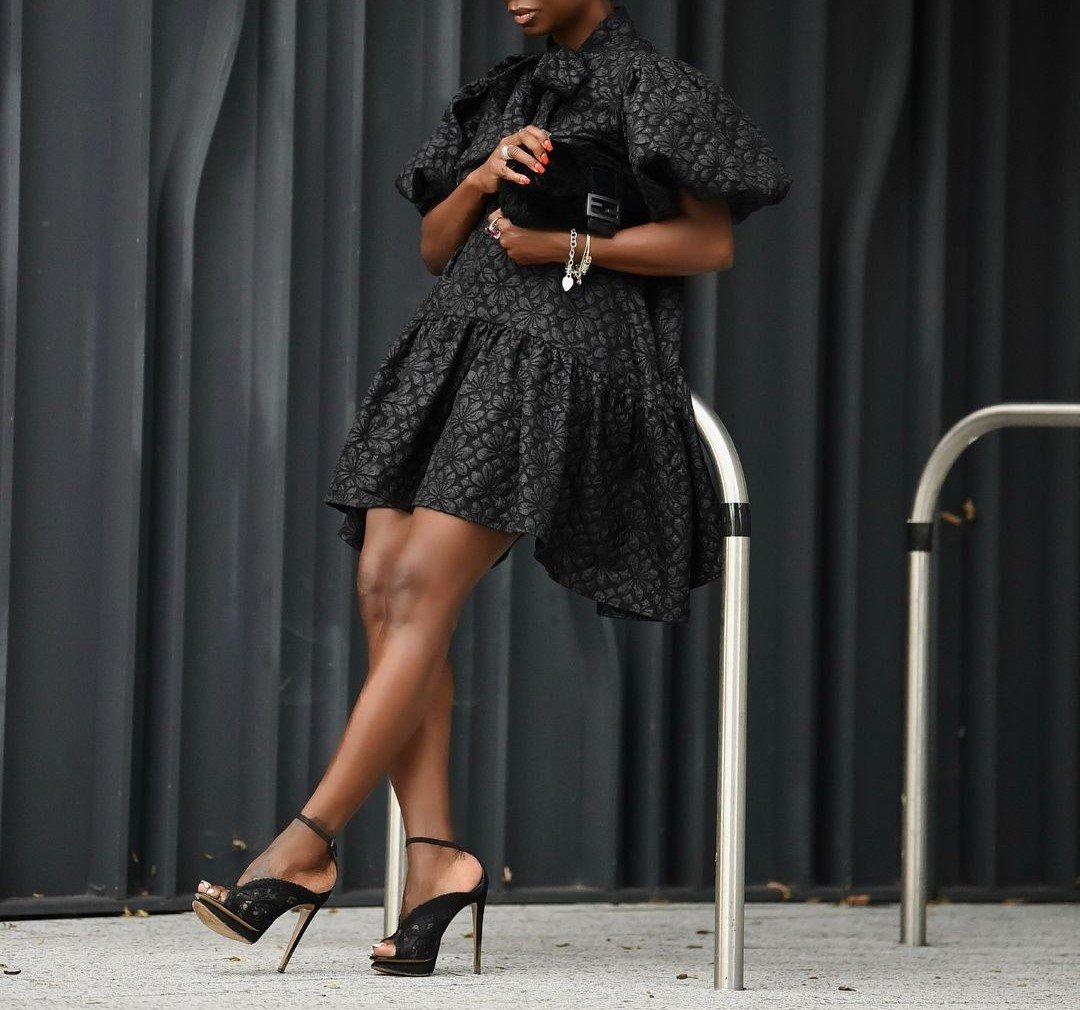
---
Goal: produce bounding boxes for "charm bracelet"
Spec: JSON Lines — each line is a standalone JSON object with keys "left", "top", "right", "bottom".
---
{"left": 562, "top": 228, "right": 592, "bottom": 292}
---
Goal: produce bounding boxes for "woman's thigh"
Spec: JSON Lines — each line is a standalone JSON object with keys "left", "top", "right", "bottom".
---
{"left": 358, "top": 505, "right": 517, "bottom": 618}
{"left": 395, "top": 506, "right": 519, "bottom": 600}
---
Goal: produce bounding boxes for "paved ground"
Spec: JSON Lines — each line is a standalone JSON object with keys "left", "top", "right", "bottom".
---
{"left": 1, "top": 900, "right": 1077, "bottom": 1007}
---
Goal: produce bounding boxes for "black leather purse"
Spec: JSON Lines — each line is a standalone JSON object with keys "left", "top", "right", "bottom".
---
{"left": 497, "top": 134, "right": 650, "bottom": 237}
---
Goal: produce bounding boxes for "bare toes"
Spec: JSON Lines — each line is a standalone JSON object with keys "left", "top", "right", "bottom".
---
{"left": 197, "top": 880, "right": 229, "bottom": 902}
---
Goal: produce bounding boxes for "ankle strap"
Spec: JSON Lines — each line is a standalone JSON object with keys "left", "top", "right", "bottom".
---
{"left": 295, "top": 812, "right": 336, "bottom": 851}
{"left": 405, "top": 835, "right": 480, "bottom": 862}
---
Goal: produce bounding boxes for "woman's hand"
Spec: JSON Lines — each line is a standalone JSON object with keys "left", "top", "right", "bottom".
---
{"left": 416, "top": 125, "right": 554, "bottom": 275}
{"left": 486, "top": 207, "right": 566, "bottom": 267}
{"left": 468, "top": 125, "right": 553, "bottom": 194}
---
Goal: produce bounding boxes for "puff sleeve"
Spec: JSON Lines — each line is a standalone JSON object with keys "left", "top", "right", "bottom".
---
{"left": 394, "top": 72, "right": 490, "bottom": 216}
{"left": 621, "top": 54, "right": 793, "bottom": 226}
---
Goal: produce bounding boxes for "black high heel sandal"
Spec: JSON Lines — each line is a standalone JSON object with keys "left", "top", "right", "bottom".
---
{"left": 191, "top": 811, "right": 337, "bottom": 973}
{"left": 369, "top": 836, "right": 488, "bottom": 977}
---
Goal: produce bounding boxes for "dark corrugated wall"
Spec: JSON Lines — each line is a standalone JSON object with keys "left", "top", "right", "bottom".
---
{"left": 0, "top": 0, "right": 1077, "bottom": 915}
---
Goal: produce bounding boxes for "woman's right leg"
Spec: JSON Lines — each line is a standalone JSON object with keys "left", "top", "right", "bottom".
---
{"left": 360, "top": 508, "right": 487, "bottom": 958}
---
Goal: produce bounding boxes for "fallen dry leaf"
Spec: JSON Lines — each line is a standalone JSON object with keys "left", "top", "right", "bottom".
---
{"left": 766, "top": 879, "right": 792, "bottom": 900}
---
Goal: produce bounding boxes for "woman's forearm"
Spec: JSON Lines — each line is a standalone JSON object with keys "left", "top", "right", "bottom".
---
{"left": 418, "top": 171, "right": 492, "bottom": 275}
{"left": 552, "top": 212, "right": 734, "bottom": 277}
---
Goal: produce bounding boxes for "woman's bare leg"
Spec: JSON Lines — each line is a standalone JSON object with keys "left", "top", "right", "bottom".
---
{"left": 352, "top": 509, "right": 481, "bottom": 957}
{"left": 195, "top": 505, "right": 517, "bottom": 905}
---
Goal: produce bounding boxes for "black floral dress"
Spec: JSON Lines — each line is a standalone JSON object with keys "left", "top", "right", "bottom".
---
{"left": 323, "top": 4, "right": 792, "bottom": 621}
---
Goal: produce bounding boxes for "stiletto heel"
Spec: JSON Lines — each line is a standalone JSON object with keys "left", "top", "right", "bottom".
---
{"left": 277, "top": 902, "right": 319, "bottom": 973}
{"left": 191, "top": 811, "right": 336, "bottom": 972}
{"left": 471, "top": 895, "right": 485, "bottom": 974}
{"left": 369, "top": 835, "right": 488, "bottom": 977}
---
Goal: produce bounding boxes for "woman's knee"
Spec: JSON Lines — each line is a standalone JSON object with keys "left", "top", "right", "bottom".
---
{"left": 355, "top": 548, "right": 391, "bottom": 632}
{"left": 383, "top": 552, "right": 459, "bottom": 630}
{"left": 355, "top": 506, "right": 414, "bottom": 631}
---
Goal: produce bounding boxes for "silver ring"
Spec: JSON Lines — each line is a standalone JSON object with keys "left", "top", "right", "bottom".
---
{"left": 501, "top": 143, "right": 514, "bottom": 161}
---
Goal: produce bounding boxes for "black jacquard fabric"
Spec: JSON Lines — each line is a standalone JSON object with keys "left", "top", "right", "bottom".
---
{"left": 323, "top": 4, "right": 792, "bottom": 621}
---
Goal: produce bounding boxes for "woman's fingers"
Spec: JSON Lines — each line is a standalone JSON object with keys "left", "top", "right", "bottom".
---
{"left": 515, "top": 126, "right": 552, "bottom": 167}
{"left": 491, "top": 125, "right": 552, "bottom": 186}
{"left": 500, "top": 128, "right": 550, "bottom": 177}
{"left": 499, "top": 151, "right": 532, "bottom": 186}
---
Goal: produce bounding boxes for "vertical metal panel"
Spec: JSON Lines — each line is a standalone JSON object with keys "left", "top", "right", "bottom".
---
{"left": 0, "top": 0, "right": 22, "bottom": 873}
{"left": 141, "top": 0, "right": 245, "bottom": 901}
{"left": 820, "top": 0, "right": 913, "bottom": 888}
{"left": 1, "top": 0, "right": 152, "bottom": 900}
{"left": 1, "top": 0, "right": 1078, "bottom": 914}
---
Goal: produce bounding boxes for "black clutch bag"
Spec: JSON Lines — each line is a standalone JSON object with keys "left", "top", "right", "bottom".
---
{"left": 497, "top": 134, "right": 650, "bottom": 237}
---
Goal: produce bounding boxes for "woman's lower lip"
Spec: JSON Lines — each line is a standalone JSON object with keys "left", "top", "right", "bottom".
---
{"left": 513, "top": 10, "right": 537, "bottom": 25}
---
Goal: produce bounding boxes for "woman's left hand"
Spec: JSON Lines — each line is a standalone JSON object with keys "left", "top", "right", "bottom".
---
{"left": 486, "top": 208, "right": 563, "bottom": 267}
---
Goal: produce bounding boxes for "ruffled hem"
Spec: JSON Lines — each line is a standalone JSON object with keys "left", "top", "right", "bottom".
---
{"left": 323, "top": 312, "right": 725, "bottom": 621}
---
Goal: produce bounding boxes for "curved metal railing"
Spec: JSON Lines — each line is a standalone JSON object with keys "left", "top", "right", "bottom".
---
{"left": 901, "top": 402, "right": 1080, "bottom": 945}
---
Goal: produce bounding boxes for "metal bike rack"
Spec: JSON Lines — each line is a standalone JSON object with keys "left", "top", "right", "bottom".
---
{"left": 383, "top": 389, "right": 753, "bottom": 991}
{"left": 901, "top": 402, "right": 1080, "bottom": 946}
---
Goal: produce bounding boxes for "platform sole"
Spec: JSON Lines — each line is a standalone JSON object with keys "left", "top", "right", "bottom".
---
{"left": 370, "top": 957, "right": 437, "bottom": 976}
{"left": 191, "top": 897, "right": 258, "bottom": 944}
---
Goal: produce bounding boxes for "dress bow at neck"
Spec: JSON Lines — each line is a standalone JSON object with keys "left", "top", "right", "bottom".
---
{"left": 529, "top": 46, "right": 589, "bottom": 101}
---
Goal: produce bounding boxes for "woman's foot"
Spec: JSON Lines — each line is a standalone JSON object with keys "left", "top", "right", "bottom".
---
{"left": 371, "top": 841, "right": 484, "bottom": 958}
{"left": 196, "top": 816, "right": 337, "bottom": 904}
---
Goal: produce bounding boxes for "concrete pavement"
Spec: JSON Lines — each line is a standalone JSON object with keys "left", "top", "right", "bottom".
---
{"left": 2, "top": 900, "right": 1077, "bottom": 1007}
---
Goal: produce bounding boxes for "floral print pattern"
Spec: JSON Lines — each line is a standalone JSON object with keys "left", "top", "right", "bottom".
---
{"left": 323, "top": 4, "right": 792, "bottom": 621}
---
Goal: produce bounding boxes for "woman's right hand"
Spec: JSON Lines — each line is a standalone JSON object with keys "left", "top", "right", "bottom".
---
{"left": 468, "top": 125, "right": 553, "bottom": 193}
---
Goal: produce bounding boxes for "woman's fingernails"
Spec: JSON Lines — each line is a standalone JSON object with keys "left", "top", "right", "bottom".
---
{"left": 541, "top": 153, "right": 549, "bottom": 164}
{"left": 545, "top": 141, "right": 553, "bottom": 150}
{"left": 536, "top": 164, "right": 545, "bottom": 173}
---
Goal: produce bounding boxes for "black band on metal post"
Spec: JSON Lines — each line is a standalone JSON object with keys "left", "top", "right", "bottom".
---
{"left": 906, "top": 520, "right": 933, "bottom": 552}
{"left": 719, "top": 502, "right": 751, "bottom": 537}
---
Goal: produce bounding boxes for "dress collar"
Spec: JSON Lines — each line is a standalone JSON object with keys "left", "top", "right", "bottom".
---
{"left": 530, "top": 4, "right": 637, "bottom": 101}
{"left": 544, "top": 4, "right": 637, "bottom": 55}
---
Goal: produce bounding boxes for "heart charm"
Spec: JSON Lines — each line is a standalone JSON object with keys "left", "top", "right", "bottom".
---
{"left": 561, "top": 274, "right": 574, "bottom": 292}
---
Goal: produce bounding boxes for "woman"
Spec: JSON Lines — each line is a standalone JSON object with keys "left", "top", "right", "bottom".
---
{"left": 192, "top": 0, "right": 791, "bottom": 978}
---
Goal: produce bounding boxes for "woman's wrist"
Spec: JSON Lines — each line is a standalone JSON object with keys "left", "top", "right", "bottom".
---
{"left": 549, "top": 228, "right": 578, "bottom": 264}
{"left": 463, "top": 168, "right": 493, "bottom": 199}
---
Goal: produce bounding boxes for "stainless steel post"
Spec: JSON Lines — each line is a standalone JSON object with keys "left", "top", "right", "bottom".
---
{"left": 902, "top": 402, "right": 1080, "bottom": 945}
{"left": 691, "top": 391, "right": 752, "bottom": 991}
{"left": 383, "top": 788, "right": 406, "bottom": 942}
